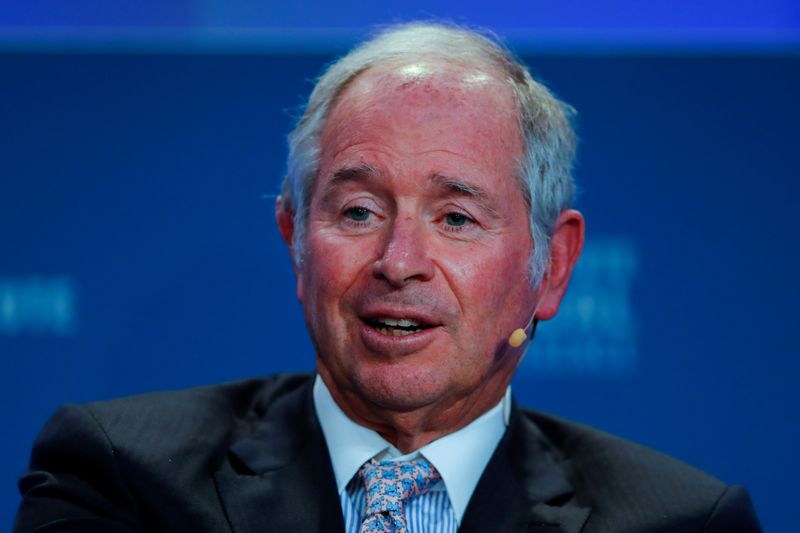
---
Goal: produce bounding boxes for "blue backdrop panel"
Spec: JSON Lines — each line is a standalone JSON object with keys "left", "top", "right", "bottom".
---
{"left": 1, "top": 52, "right": 798, "bottom": 530}
{"left": 2, "top": 0, "right": 799, "bottom": 32}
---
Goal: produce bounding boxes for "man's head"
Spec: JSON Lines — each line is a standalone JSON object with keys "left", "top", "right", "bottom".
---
{"left": 277, "top": 23, "right": 583, "bottom": 447}
{"left": 281, "top": 23, "right": 577, "bottom": 288}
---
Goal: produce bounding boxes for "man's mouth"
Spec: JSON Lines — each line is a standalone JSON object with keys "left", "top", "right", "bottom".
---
{"left": 365, "top": 317, "right": 434, "bottom": 337}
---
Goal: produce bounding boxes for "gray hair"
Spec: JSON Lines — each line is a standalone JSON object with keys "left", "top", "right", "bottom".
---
{"left": 281, "top": 22, "right": 576, "bottom": 287}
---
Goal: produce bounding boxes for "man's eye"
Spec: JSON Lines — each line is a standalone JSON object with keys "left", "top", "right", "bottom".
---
{"left": 445, "top": 212, "right": 471, "bottom": 227}
{"left": 344, "top": 206, "right": 371, "bottom": 222}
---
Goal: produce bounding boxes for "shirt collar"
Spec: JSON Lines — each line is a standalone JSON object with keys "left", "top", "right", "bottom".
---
{"left": 313, "top": 375, "right": 510, "bottom": 524}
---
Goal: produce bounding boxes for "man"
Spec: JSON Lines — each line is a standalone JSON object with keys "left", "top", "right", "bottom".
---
{"left": 16, "top": 23, "right": 760, "bottom": 532}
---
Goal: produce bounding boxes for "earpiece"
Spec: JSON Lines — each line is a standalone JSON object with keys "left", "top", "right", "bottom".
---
{"left": 507, "top": 313, "right": 538, "bottom": 348}
{"left": 508, "top": 328, "right": 528, "bottom": 348}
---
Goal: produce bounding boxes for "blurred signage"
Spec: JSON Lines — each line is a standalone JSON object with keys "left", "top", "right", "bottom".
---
{"left": 0, "top": 276, "right": 77, "bottom": 336}
{"left": 521, "top": 237, "right": 638, "bottom": 377}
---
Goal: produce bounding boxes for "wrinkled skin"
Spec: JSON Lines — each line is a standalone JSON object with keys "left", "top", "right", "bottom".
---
{"left": 278, "top": 60, "right": 584, "bottom": 451}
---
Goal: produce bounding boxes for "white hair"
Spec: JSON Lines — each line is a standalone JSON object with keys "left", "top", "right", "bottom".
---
{"left": 281, "top": 22, "right": 576, "bottom": 287}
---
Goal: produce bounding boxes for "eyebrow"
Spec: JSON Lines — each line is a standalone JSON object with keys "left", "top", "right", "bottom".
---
{"left": 319, "top": 164, "right": 383, "bottom": 207}
{"left": 431, "top": 173, "right": 501, "bottom": 218}
{"left": 322, "top": 166, "right": 502, "bottom": 218}
{"left": 328, "top": 163, "right": 381, "bottom": 188}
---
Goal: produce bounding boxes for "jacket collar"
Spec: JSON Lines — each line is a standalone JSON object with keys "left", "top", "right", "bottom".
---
{"left": 460, "top": 401, "right": 592, "bottom": 533}
{"left": 213, "top": 377, "right": 591, "bottom": 533}
{"left": 213, "top": 378, "right": 345, "bottom": 533}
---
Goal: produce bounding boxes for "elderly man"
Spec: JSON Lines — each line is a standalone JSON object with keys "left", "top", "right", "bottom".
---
{"left": 16, "top": 23, "right": 760, "bottom": 533}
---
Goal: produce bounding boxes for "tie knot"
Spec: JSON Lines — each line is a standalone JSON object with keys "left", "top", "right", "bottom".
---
{"left": 358, "top": 457, "right": 441, "bottom": 517}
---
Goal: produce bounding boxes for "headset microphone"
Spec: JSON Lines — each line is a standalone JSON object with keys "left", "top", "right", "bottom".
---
{"left": 508, "top": 312, "right": 538, "bottom": 348}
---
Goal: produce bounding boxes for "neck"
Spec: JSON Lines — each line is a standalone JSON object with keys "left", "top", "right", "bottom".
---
{"left": 318, "top": 364, "right": 514, "bottom": 453}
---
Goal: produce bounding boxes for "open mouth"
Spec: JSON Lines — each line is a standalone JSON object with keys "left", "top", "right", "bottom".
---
{"left": 365, "top": 317, "right": 434, "bottom": 337}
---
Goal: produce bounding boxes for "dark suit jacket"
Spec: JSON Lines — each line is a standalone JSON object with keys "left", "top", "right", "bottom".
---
{"left": 16, "top": 373, "right": 761, "bottom": 532}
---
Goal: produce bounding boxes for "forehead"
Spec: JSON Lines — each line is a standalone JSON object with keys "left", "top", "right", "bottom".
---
{"left": 319, "top": 60, "right": 523, "bottom": 183}
{"left": 338, "top": 59, "right": 515, "bottom": 114}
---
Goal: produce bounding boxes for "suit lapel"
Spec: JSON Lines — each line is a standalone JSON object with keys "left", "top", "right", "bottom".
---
{"left": 212, "top": 380, "right": 590, "bottom": 533}
{"left": 460, "top": 403, "right": 592, "bottom": 533}
{"left": 213, "top": 380, "right": 345, "bottom": 533}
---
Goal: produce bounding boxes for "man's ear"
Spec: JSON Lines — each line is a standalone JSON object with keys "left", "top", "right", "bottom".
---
{"left": 275, "top": 195, "right": 303, "bottom": 301}
{"left": 275, "top": 195, "right": 295, "bottom": 249}
{"left": 535, "top": 209, "right": 585, "bottom": 320}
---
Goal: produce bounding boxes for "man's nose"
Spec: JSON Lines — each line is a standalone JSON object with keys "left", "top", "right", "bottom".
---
{"left": 372, "top": 217, "right": 435, "bottom": 287}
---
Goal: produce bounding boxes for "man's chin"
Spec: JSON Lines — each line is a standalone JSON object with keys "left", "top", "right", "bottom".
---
{"left": 348, "top": 364, "right": 453, "bottom": 413}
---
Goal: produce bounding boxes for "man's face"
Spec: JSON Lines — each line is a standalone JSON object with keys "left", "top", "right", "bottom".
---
{"left": 294, "top": 61, "right": 539, "bottom": 416}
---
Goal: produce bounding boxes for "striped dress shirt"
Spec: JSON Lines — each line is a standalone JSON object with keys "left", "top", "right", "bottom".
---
{"left": 342, "top": 473, "right": 457, "bottom": 533}
{"left": 313, "top": 376, "right": 509, "bottom": 533}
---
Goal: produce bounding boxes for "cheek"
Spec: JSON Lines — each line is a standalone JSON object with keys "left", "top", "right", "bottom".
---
{"left": 443, "top": 243, "right": 532, "bottom": 329}
{"left": 302, "top": 233, "right": 374, "bottom": 307}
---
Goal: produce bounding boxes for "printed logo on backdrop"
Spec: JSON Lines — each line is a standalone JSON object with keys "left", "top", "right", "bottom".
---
{"left": 0, "top": 277, "right": 77, "bottom": 336}
{"left": 520, "top": 237, "right": 638, "bottom": 377}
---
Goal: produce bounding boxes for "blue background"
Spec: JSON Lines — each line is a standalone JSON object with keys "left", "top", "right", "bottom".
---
{"left": 2, "top": 2, "right": 799, "bottom": 530}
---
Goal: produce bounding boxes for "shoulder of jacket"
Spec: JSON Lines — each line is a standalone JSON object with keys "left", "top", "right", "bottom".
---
{"left": 74, "top": 373, "right": 313, "bottom": 459}
{"left": 519, "top": 407, "right": 724, "bottom": 487}
{"left": 516, "top": 407, "right": 734, "bottom": 531}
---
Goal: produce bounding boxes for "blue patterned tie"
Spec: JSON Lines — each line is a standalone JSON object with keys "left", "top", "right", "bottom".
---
{"left": 358, "top": 457, "right": 442, "bottom": 533}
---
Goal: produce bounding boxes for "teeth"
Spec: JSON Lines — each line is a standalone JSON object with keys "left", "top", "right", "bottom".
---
{"left": 377, "top": 327, "right": 417, "bottom": 337}
{"left": 377, "top": 317, "right": 420, "bottom": 327}
{"left": 369, "top": 317, "right": 429, "bottom": 337}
